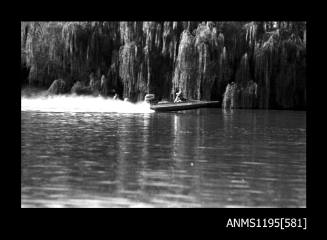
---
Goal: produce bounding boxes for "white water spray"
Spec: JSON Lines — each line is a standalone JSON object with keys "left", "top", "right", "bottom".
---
{"left": 21, "top": 93, "right": 154, "bottom": 113}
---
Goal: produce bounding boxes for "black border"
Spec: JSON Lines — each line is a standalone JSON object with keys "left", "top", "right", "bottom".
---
{"left": 11, "top": 2, "right": 318, "bottom": 234}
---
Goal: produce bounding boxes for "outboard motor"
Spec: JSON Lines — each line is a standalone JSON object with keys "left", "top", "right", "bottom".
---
{"left": 144, "top": 94, "right": 155, "bottom": 104}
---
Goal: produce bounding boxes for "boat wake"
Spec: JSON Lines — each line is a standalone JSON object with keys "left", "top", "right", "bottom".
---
{"left": 21, "top": 94, "right": 154, "bottom": 113}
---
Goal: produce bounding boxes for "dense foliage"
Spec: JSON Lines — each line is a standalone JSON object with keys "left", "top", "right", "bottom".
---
{"left": 21, "top": 21, "right": 306, "bottom": 109}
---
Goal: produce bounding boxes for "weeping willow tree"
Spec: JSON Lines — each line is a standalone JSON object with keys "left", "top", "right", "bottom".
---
{"left": 222, "top": 52, "right": 258, "bottom": 109}
{"left": 172, "top": 22, "right": 226, "bottom": 100}
{"left": 118, "top": 22, "right": 149, "bottom": 100}
{"left": 217, "top": 46, "right": 232, "bottom": 98}
{"left": 22, "top": 22, "right": 62, "bottom": 86}
{"left": 60, "top": 21, "right": 121, "bottom": 87}
{"left": 195, "top": 22, "right": 224, "bottom": 100}
{"left": 21, "top": 21, "right": 120, "bottom": 89}
{"left": 253, "top": 22, "right": 306, "bottom": 109}
{"left": 172, "top": 29, "right": 197, "bottom": 99}
{"left": 160, "top": 21, "right": 184, "bottom": 99}
{"left": 221, "top": 21, "right": 306, "bottom": 109}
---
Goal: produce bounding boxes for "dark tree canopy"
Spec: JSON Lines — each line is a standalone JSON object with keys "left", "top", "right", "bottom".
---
{"left": 21, "top": 21, "right": 306, "bottom": 109}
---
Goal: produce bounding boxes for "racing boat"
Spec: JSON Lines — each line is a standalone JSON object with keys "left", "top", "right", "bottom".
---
{"left": 150, "top": 100, "right": 220, "bottom": 112}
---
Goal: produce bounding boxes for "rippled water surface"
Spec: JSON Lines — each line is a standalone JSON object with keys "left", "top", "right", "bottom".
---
{"left": 21, "top": 100, "right": 306, "bottom": 207}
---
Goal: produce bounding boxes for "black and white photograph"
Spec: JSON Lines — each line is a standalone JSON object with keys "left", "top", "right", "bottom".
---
{"left": 21, "top": 21, "right": 306, "bottom": 209}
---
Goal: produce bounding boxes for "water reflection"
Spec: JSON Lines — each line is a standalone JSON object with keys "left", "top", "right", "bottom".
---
{"left": 21, "top": 109, "right": 306, "bottom": 207}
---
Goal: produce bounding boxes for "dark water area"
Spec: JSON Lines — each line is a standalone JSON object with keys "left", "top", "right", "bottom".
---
{"left": 21, "top": 108, "right": 306, "bottom": 208}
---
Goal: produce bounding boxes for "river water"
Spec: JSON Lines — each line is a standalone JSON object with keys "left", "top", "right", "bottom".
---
{"left": 21, "top": 96, "right": 306, "bottom": 207}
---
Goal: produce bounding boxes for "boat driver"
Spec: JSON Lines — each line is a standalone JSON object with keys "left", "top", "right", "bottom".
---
{"left": 174, "top": 89, "right": 184, "bottom": 103}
